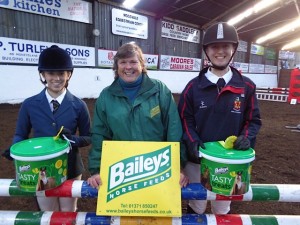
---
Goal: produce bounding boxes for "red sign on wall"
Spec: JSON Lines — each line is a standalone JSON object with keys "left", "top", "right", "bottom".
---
{"left": 288, "top": 68, "right": 300, "bottom": 104}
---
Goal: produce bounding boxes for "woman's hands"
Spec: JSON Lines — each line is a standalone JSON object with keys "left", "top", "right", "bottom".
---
{"left": 180, "top": 170, "right": 189, "bottom": 188}
{"left": 87, "top": 174, "right": 102, "bottom": 189}
{"left": 88, "top": 172, "right": 189, "bottom": 189}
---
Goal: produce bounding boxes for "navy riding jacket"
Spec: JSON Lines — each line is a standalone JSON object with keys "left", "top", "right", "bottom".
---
{"left": 178, "top": 66, "right": 262, "bottom": 148}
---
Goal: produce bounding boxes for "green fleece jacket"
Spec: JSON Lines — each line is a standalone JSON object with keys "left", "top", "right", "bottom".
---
{"left": 88, "top": 74, "right": 186, "bottom": 175}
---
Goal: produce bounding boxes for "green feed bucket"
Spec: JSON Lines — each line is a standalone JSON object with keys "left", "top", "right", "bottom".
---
{"left": 199, "top": 142, "right": 255, "bottom": 196}
{"left": 10, "top": 137, "right": 70, "bottom": 192}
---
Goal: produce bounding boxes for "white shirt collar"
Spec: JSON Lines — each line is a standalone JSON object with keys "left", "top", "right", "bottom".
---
{"left": 205, "top": 67, "right": 233, "bottom": 85}
{"left": 45, "top": 89, "right": 67, "bottom": 105}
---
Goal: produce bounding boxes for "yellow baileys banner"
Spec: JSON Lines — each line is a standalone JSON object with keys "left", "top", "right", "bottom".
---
{"left": 96, "top": 141, "right": 181, "bottom": 217}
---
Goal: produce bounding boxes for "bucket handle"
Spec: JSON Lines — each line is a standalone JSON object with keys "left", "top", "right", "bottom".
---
{"left": 62, "top": 134, "right": 75, "bottom": 153}
{"left": 53, "top": 126, "right": 64, "bottom": 141}
{"left": 198, "top": 151, "right": 203, "bottom": 158}
{"left": 53, "top": 126, "right": 74, "bottom": 153}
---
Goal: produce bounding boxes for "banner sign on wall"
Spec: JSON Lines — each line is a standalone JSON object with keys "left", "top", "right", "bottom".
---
{"left": 233, "top": 62, "right": 249, "bottom": 73}
{"left": 160, "top": 55, "right": 201, "bottom": 71}
{"left": 265, "top": 65, "right": 278, "bottom": 74}
{"left": 0, "top": 0, "right": 92, "bottom": 24}
{"left": 249, "top": 63, "right": 265, "bottom": 73}
{"left": 237, "top": 40, "right": 248, "bottom": 52}
{"left": 0, "top": 37, "right": 95, "bottom": 66}
{"left": 112, "top": 8, "right": 148, "bottom": 39}
{"left": 98, "top": 49, "right": 158, "bottom": 69}
{"left": 279, "top": 50, "right": 295, "bottom": 60}
{"left": 265, "top": 48, "right": 276, "bottom": 60}
{"left": 161, "top": 21, "right": 200, "bottom": 43}
{"left": 251, "top": 44, "right": 264, "bottom": 55}
{"left": 97, "top": 141, "right": 181, "bottom": 217}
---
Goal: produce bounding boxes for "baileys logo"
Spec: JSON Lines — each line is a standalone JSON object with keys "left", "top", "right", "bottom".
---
{"left": 106, "top": 146, "right": 171, "bottom": 202}
{"left": 19, "top": 164, "right": 31, "bottom": 172}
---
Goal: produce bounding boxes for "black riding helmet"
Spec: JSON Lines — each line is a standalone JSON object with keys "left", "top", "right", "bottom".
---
{"left": 38, "top": 45, "right": 73, "bottom": 72}
{"left": 38, "top": 45, "right": 73, "bottom": 86}
{"left": 203, "top": 22, "right": 239, "bottom": 70}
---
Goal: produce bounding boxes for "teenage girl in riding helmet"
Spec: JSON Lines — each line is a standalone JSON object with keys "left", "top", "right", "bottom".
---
{"left": 7, "top": 45, "right": 91, "bottom": 212}
{"left": 178, "top": 22, "right": 262, "bottom": 214}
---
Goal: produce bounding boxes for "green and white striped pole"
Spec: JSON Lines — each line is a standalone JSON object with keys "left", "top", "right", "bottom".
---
{"left": 1, "top": 211, "right": 300, "bottom": 225}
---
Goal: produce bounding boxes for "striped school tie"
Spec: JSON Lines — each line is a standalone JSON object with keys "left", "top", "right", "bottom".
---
{"left": 51, "top": 100, "right": 60, "bottom": 113}
{"left": 217, "top": 78, "right": 226, "bottom": 92}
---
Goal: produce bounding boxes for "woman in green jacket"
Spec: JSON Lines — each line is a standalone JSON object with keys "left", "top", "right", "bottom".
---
{"left": 87, "top": 42, "right": 188, "bottom": 188}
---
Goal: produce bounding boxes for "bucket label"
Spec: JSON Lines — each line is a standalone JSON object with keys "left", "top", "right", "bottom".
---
{"left": 201, "top": 158, "right": 252, "bottom": 195}
{"left": 15, "top": 154, "right": 68, "bottom": 192}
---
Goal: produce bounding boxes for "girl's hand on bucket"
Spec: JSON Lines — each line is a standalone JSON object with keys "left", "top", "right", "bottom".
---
{"left": 186, "top": 140, "right": 204, "bottom": 164}
{"left": 233, "top": 135, "right": 250, "bottom": 150}
{"left": 1, "top": 147, "right": 13, "bottom": 161}
{"left": 87, "top": 174, "right": 102, "bottom": 189}
{"left": 59, "top": 128, "right": 73, "bottom": 141}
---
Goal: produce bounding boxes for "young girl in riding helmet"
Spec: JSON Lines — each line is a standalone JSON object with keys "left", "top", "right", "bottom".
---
{"left": 178, "top": 22, "right": 262, "bottom": 214}
{"left": 6, "top": 45, "right": 91, "bottom": 212}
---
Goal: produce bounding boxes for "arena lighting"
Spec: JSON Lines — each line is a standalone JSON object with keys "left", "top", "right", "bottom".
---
{"left": 227, "top": 0, "right": 280, "bottom": 25}
{"left": 123, "top": 0, "right": 140, "bottom": 8}
{"left": 282, "top": 38, "right": 300, "bottom": 50}
{"left": 256, "top": 17, "right": 300, "bottom": 44}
